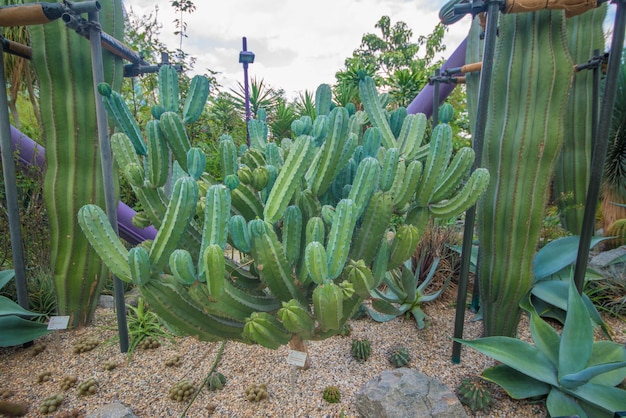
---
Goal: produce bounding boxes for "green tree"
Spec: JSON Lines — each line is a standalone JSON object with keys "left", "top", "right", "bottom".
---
{"left": 335, "top": 16, "right": 447, "bottom": 107}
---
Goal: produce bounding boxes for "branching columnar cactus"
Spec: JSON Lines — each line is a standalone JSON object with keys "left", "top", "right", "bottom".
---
{"left": 553, "top": 5, "right": 607, "bottom": 233}
{"left": 473, "top": 10, "right": 574, "bottom": 337}
{"left": 28, "top": 0, "right": 124, "bottom": 327}
{"left": 78, "top": 68, "right": 489, "bottom": 350}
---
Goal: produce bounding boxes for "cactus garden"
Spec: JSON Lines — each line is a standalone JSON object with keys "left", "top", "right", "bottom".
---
{"left": 2, "top": 0, "right": 626, "bottom": 417}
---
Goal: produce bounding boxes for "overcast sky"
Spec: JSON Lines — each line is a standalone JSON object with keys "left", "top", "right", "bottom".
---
{"left": 122, "top": 0, "right": 473, "bottom": 100}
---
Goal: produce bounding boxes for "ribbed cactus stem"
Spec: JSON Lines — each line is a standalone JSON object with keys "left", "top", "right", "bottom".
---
{"left": 29, "top": 0, "right": 124, "bottom": 327}
{"left": 553, "top": 5, "right": 606, "bottom": 233}
{"left": 477, "top": 10, "right": 573, "bottom": 337}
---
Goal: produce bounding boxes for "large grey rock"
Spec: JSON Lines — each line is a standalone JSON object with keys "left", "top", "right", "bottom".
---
{"left": 85, "top": 402, "right": 136, "bottom": 418}
{"left": 356, "top": 368, "right": 467, "bottom": 418}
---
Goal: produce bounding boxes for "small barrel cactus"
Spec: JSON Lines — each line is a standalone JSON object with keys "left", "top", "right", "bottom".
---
{"left": 322, "top": 386, "right": 341, "bottom": 403}
{"left": 37, "top": 371, "right": 53, "bottom": 383}
{"left": 245, "top": 383, "right": 268, "bottom": 402}
{"left": 457, "top": 377, "right": 494, "bottom": 412}
{"left": 339, "top": 323, "right": 352, "bottom": 337}
{"left": 351, "top": 338, "right": 372, "bottom": 361}
{"left": 169, "top": 379, "right": 196, "bottom": 402}
{"left": 206, "top": 371, "right": 227, "bottom": 391}
{"left": 388, "top": 345, "right": 411, "bottom": 368}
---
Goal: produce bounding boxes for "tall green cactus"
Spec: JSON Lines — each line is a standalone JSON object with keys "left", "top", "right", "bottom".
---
{"left": 475, "top": 10, "right": 573, "bottom": 337}
{"left": 79, "top": 71, "right": 489, "bottom": 351}
{"left": 28, "top": 0, "right": 124, "bottom": 326}
{"left": 553, "top": 5, "right": 607, "bottom": 233}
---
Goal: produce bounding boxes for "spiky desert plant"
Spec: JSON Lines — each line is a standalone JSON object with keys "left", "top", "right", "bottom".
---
{"left": 473, "top": 10, "right": 574, "bottom": 337}
{"left": 456, "top": 277, "right": 626, "bottom": 418}
{"left": 553, "top": 5, "right": 607, "bottom": 233}
{"left": 78, "top": 71, "right": 489, "bottom": 355}
{"left": 351, "top": 338, "right": 372, "bottom": 361}
{"left": 457, "top": 376, "right": 494, "bottom": 412}
{"left": 27, "top": 0, "right": 124, "bottom": 327}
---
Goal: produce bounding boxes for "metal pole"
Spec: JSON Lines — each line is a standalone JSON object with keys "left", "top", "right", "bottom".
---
{"left": 242, "top": 37, "right": 251, "bottom": 147}
{"left": 88, "top": 9, "right": 128, "bottom": 352}
{"left": 573, "top": 0, "right": 626, "bottom": 293}
{"left": 452, "top": 0, "right": 504, "bottom": 364}
{"left": 0, "top": 45, "right": 29, "bottom": 311}
{"left": 432, "top": 69, "right": 441, "bottom": 126}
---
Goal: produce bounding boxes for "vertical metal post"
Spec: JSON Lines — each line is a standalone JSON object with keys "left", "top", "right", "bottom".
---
{"left": 452, "top": 0, "right": 504, "bottom": 363}
{"left": 88, "top": 9, "right": 128, "bottom": 352}
{"left": 242, "top": 37, "right": 251, "bottom": 147}
{"left": 573, "top": 0, "right": 626, "bottom": 293}
{"left": 432, "top": 69, "right": 441, "bottom": 126}
{"left": 0, "top": 45, "right": 29, "bottom": 310}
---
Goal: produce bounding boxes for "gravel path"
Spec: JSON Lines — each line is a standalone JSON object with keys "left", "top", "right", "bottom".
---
{"left": 1, "top": 298, "right": 624, "bottom": 417}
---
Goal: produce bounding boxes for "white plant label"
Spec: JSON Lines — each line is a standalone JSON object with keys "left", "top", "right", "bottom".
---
{"left": 47, "top": 316, "right": 70, "bottom": 330}
{"left": 286, "top": 350, "right": 307, "bottom": 367}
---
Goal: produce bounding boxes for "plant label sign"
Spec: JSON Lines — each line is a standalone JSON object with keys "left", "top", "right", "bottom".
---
{"left": 47, "top": 316, "right": 70, "bottom": 330}
{"left": 286, "top": 350, "right": 307, "bottom": 367}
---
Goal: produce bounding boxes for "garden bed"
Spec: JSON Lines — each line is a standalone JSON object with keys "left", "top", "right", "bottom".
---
{"left": 3, "top": 297, "right": 624, "bottom": 418}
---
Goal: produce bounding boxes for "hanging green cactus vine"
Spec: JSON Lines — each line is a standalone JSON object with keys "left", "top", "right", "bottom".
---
{"left": 476, "top": 10, "right": 574, "bottom": 337}
{"left": 28, "top": 0, "right": 124, "bottom": 326}
{"left": 79, "top": 75, "right": 489, "bottom": 355}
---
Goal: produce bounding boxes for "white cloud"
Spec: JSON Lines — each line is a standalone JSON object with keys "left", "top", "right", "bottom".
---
{"left": 123, "top": 0, "right": 472, "bottom": 100}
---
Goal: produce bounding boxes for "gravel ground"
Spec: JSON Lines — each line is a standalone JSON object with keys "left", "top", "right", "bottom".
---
{"left": 1, "top": 296, "right": 624, "bottom": 418}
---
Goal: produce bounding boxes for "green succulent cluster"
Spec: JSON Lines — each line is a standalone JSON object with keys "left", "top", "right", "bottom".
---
{"left": 245, "top": 383, "right": 268, "bottom": 402}
{"left": 138, "top": 336, "right": 161, "bottom": 350}
{"left": 169, "top": 379, "right": 196, "bottom": 402}
{"left": 77, "top": 378, "right": 98, "bottom": 396}
{"left": 457, "top": 377, "right": 494, "bottom": 412}
{"left": 351, "top": 338, "right": 372, "bottom": 361}
{"left": 30, "top": 343, "right": 47, "bottom": 357}
{"left": 339, "top": 323, "right": 352, "bottom": 337}
{"left": 37, "top": 371, "right": 53, "bottom": 383}
{"left": 39, "top": 394, "right": 63, "bottom": 414}
{"left": 60, "top": 376, "right": 77, "bottom": 391}
{"left": 79, "top": 67, "right": 489, "bottom": 350}
{"left": 72, "top": 336, "right": 99, "bottom": 354}
{"left": 164, "top": 355, "right": 182, "bottom": 367}
{"left": 322, "top": 386, "right": 341, "bottom": 403}
{"left": 104, "top": 362, "right": 117, "bottom": 371}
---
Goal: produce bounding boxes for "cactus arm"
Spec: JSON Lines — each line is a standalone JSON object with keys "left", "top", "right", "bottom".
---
{"left": 183, "top": 74, "right": 210, "bottom": 124}
{"left": 140, "top": 277, "right": 245, "bottom": 342}
{"left": 415, "top": 124, "right": 454, "bottom": 207}
{"left": 264, "top": 135, "right": 315, "bottom": 223}
{"left": 393, "top": 160, "right": 423, "bottom": 210}
{"left": 149, "top": 177, "right": 199, "bottom": 271}
{"left": 252, "top": 224, "right": 307, "bottom": 305}
{"left": 77, "top": 205, "right": 131, "bottom": 282}
{"left": 158, "top": 65, "right": 179, "bottom": 112}
{"left": 477, "top": 11, "right": 574, "bottom": 337}
{"left": 429, "top": 168, "right": 490, "bottom": 219}
{"left": 231, "top": 184, "right": 264, "bottom": 221}
{"left": 283, "top": 205, "right": 303, "bottom": 267}
{"left": 160, "top": 112, "right": 191, "bottom": 171}
{"left": 145, "top": 120, "right": 169, "bottom": 187}
{"left": 350, "top": 191, "right": 394, "bottom": 265}
{"left": 397, "top": 113, "right": 427, "bottom": 159}
{"left": 326, "top": 199, "right": 357, "bottom": 280}
{"left": 359, "top": 76, "right": 396, "bottom": 148}
{"left": 431, "top": 147, "right": 475, "bottom": 202}
{"left": 315, "top": 84, "right": 333, "bottom": 117}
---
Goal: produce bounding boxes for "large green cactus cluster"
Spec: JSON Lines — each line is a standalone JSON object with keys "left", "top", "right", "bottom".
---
{"left": 78, "top": 67, "right": 489, "bottom": 349}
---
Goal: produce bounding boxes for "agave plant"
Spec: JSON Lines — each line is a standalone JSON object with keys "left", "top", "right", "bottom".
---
{"left": 0, "top": 270, "right": 50, "bottom": 347}
{"left": 456, "top": 276, "right": 626, "bottom": 418}
{"left": 368, "top": 253, "right": 451, "bottom": 329}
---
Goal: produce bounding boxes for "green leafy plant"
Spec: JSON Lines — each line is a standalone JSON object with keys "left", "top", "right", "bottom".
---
{"left": 125, "top": 297, "right": 174, "bottom": 356}
{"left": 368, "top": 254, "right": 451, "bottom": 329}
{"left": 0, "top": 269, "right": 50, "bottom": 347}
{"left": 456, "top": 277, "right": 626, "bottom": 418}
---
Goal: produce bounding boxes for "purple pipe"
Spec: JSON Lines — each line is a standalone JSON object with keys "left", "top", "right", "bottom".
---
{"left": 406, "top": 37, "right": 468, "bottom": 117}
{"left": 5, "top": 125, "right": 156, "bottom": 245}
